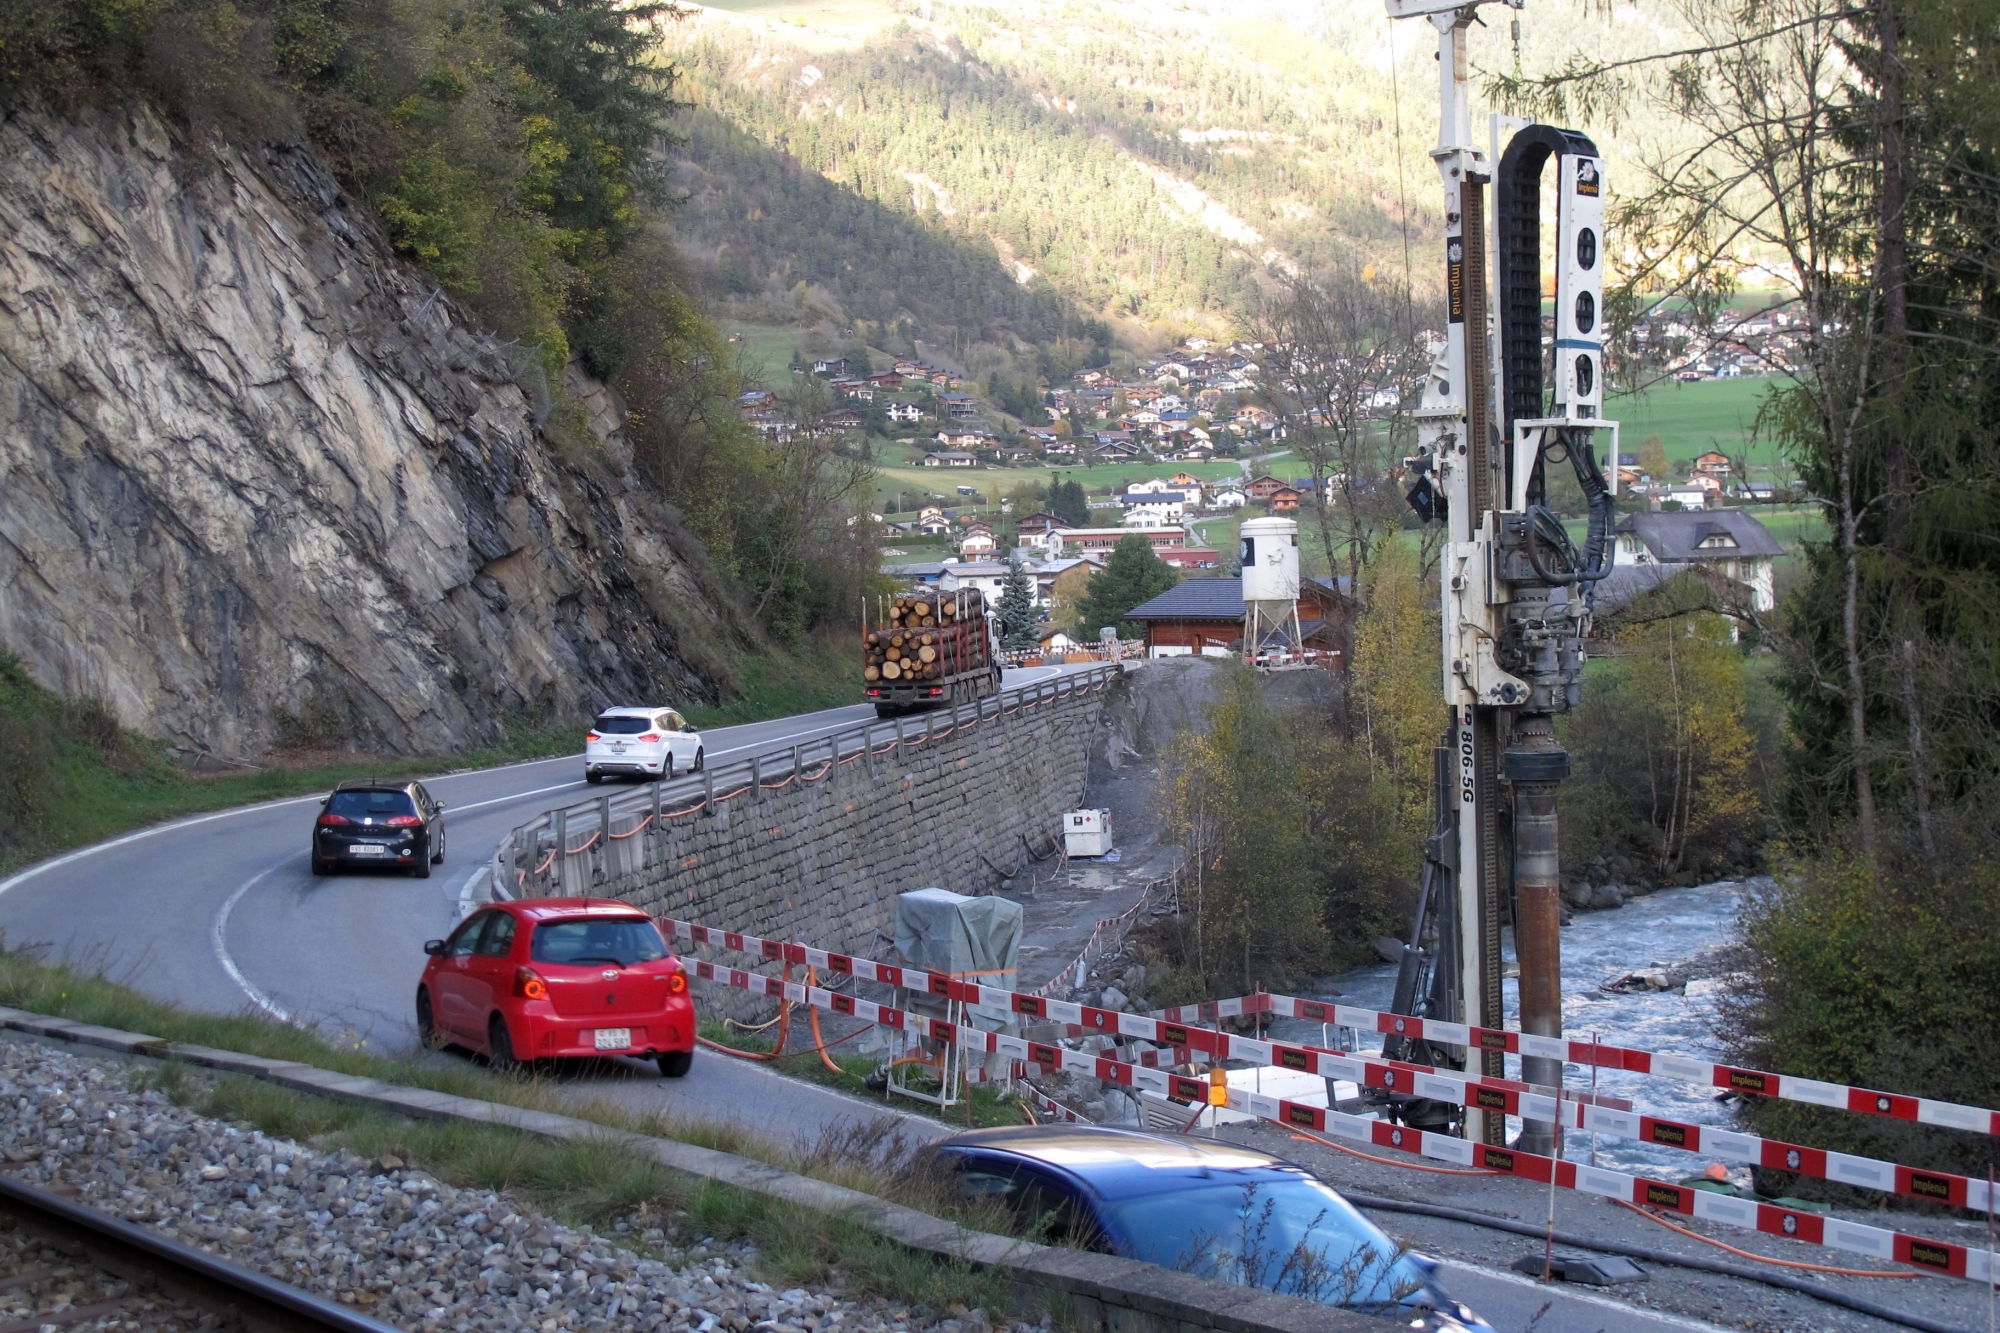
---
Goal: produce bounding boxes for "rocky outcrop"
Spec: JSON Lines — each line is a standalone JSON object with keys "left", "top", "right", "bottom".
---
{"left": 0, "top": 103, "right": 739, "bottom": 761}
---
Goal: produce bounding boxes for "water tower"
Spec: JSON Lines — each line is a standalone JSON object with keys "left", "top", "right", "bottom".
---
{"left": 1238, "top": 516, "right": 1301, "bottom": 659}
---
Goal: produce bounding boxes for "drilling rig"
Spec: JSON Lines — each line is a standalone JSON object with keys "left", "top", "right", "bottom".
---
{"left": 1378, "top": 0, "right": 1618, "bottom": 1154}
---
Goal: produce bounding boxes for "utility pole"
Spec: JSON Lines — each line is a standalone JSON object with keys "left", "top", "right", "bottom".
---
{"left": 1388, "top": 0, "right": 1619, "bottom": 1153}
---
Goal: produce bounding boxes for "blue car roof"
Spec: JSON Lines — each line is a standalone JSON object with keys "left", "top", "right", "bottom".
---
{"left": 941, "top": 1126, "right": 1308, "bottom": 1200}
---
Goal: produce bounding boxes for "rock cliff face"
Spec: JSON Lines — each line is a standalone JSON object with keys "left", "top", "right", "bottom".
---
{"left": 0, "top": 104, "right": 738, "bottom": 762}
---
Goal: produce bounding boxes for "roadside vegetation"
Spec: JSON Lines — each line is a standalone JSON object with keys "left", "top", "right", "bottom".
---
{"left": 0, "top": 640, "right": 856, "bottom": 877}
{"left": 696, "top": 1018, "right": 1033, "bottom": 1133}
{"left": 1151, "top": 540, "right": 1437, "bottom": 997}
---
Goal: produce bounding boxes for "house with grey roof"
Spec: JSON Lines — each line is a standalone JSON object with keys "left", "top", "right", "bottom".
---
{"left": 1613, "top": 509, "right": 1785, "bottom": 612}
{"left": 1120, "top": 576, "right": 1351, "bottom": 659}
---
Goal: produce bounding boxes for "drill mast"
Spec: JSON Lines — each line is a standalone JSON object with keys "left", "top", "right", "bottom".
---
{"left": 1385, "top": 0, "right": 1618, "bottom": 1149}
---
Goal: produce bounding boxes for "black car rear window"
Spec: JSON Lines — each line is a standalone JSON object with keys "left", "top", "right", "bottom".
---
{"left": 327, "top": 790, "right": 417, "bottom": 819}
{"left": 531, "top": 918, "right": 669, "bottom": 966}
{"left": 593, "top": 716, "right": 654, "bottom": 734}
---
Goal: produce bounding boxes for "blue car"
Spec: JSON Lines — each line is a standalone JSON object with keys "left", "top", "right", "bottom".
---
{"left": 938, "top": 1125, "right": 1493, "bottom": 1330}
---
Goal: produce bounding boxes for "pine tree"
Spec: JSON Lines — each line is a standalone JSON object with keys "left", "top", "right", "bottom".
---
{"left": 1073, "top": 534, "right": 1178, "bottom": 639}
{"left": 998, "top": 561, "right": 1039, "bottom": 650}
{"left": 1045, "top": 477, "right": 1090, "bottom": 527}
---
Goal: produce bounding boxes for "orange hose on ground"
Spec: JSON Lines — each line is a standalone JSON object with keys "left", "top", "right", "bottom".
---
{"left": 1287, "top": 1128, "right": 1501, "bottom": 1177}
{"left": 696, "top": 963, "right": 791, "bottom": 1061}
{"left": 806, "top": 968, "right": 843, "bottom": 1074}
{"left": 1612, "top": 1200, "right": 1921, "bottom": 1277}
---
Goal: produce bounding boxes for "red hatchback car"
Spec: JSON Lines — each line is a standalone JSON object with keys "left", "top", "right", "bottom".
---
{"left": 417, "top": 899, "right": 696, "bottom": 1076}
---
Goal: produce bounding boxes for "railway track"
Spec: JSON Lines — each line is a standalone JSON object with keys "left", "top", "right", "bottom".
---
{"left": 0, "top": 1173, "right": 399, "bottom": 1333}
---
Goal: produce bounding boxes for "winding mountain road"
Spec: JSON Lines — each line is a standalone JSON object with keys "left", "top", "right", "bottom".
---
{"left": 0, "top": 668, "right": 1071, "bottom": 1145}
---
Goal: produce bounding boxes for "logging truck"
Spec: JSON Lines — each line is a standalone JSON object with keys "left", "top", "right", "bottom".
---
{"left": 862, "top": 588, "right": 1001, "bottom": 717}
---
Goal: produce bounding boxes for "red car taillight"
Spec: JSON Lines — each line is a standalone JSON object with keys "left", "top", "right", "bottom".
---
{"left": 385, "top": 814, "right": 422, "bottom": 827}
{"left": 638, "top": 732, "right": 661, "bottom": 741}
{"left": 514, "top": 967, "right": 548, "bottom": 1001}
{"left": 585, "top": 731, "right": 601, "bottom": 742}
{"left": 666, "top": 971, "right": 688, "bottom": 995}
{"left": 317, "top": 813, "right": 350, "bottom": 827}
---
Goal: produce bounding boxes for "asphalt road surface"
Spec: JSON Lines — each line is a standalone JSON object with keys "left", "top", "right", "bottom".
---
{"left": 0, "top": 669, "right": 1075, "bottom": 1148}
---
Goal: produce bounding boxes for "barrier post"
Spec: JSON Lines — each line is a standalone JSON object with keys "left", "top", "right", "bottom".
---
{"left": 650, "top": 780, "right": 662, "bottom": 843}
{"left": 553, "top": 808, "right": 567, "bottom": 895}
{"left": 596, "top": 794, "right": 611, "bottom": 883}
{"left": 704, "top": 764, "right": 716, "bottom": 816}
{"left": 752, "top": 755, "right": 764, "bottom": 804}
{"left": 792, "top": 743, "right": 803, "bottom": 784}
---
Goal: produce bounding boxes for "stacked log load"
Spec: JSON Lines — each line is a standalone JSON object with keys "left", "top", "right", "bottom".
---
{"left": 863, "top": 590, "right": 988, "bottom": 683}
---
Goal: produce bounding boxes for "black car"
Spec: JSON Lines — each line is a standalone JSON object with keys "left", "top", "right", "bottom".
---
{"left": 311, "top": 780, "right": 446, "bottom": 878}
{"left": 936, "top": 1125, "right": 1493, "bottom": 1330}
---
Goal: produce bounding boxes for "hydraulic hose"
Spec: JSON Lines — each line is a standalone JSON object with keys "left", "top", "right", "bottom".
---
{"left": 1340, "top": 1191, "right": 1962, "bottom": 1333}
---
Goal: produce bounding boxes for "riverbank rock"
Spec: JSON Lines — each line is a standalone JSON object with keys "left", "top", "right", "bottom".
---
{"left": 1588, "top": 883, "right": 1626, "bottom": 910}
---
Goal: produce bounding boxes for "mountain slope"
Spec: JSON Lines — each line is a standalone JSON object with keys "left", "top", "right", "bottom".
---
{"left": 0, "top": 103, "right": 740, "bottom": 761}
{"left": 662, "top": 0, "right": 1446, "bottom": 342}
{"left": 663, "top": 0, "right": 1699, "bottom": 354}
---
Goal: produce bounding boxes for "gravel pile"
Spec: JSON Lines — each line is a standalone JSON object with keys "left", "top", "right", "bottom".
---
{"left": 0, "top": 1041, "right": 1039, "bottom": 1333}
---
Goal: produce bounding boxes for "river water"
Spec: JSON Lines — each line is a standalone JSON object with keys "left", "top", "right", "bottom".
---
{"left": 1273, "top": 877, "right": 1758, "bottom": 1181}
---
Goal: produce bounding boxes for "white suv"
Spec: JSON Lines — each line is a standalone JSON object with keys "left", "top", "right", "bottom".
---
{"left": 584, "top": 706, "right": 705, "bottom": 783}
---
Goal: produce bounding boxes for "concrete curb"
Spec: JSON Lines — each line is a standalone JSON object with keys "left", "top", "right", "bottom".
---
{"left": 0, "top": 1007, "right": 1382, "bottom": 1333}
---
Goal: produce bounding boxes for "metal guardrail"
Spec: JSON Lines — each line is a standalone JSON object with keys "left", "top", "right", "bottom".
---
{"left": 491, "top": 663, "right": 1123, "bottom": 899}
{"left": 0, "top": 1172, "right": 402, "bottom": 1333}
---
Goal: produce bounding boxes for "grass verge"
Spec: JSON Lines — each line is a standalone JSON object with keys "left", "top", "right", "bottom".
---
{"left": 173, "top": 1071, "right": 1019, "bottom": 1315}
{"left": 697, "top": 1017, "right": 1035, "bottom": 1131}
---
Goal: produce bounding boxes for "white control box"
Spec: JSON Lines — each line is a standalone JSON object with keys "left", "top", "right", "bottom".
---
{"left": 1064, "top": 808, "right": 1114, "bottom": 857}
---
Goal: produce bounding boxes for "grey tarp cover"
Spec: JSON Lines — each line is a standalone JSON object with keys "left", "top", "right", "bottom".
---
{"left": 895, "top": 888, "right": 1023, "bottom": 1031}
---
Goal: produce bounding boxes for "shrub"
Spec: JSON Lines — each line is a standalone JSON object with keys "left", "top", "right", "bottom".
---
{"left": 1720, "top": 849, "right": 2000, "bottom": 1187}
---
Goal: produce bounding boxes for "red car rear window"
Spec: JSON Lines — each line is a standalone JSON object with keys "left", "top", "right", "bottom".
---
{"left": 530, "top": 918, "right": 668, "bottom": 966}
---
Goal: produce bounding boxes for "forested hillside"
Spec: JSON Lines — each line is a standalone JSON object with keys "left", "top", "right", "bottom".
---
{"left": 660, "top": 0, "right": 1695, "bottom": 362}
{"left": 661, "top": 0, "right": 1443, "bottom": 348}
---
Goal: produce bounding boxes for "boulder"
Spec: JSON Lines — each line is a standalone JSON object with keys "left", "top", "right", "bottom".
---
{"left": 1589, "top": 883, "right": 1626, "bottom": 910}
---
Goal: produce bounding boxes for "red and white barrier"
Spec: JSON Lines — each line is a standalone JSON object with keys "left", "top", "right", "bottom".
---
{"left": 677, "top": 949, "right": 1994, "bottom": 1282}
{"left": 667, "top": 921, "right": 1999, "bottom": 1217}
{"left": 1151, "top": 990, "right": 2000, "bottom": 1143}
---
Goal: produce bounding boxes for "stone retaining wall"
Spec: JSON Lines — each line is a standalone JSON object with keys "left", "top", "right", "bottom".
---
{"left": 506, "top": 682, "right": 1107, "bottom": 963}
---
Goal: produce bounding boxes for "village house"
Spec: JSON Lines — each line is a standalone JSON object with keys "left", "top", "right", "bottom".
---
{"left": 1014, "top": 511, "right": 1064, "bottom": 539}
{"left": 811, "top": 357, "right": 854, "bottom": 377}
{"left": 1614, "top": 509, "right": 1785, "bottom": 612}
{"left": 938, "top": 393, "right": 980, "bottom": 421}
{"left": 958, "top": 528, "right": 998, "bottom": 559}
{"left": 1694, "top": 450, "right": 1733, "bottom": 478}
{"left": 1120, "top": 576, "right": 1350, "bottom": 660}
{"left": 1246, "top": 474, "right": 1289, "bottom": 502}
{"left": 886, "top": 402, "right": 924, "bottom": 423}
{"left": 1157, "top": 547, "right": 1222, "bottom": 571}
{"left": 1123, "top": 504, "right": 1183, "bottom": 530}
{"left": 934, "top": 428, "right": 995, "bottom": 451}
{"left": 1268, "top": 485, "right": 1301, "bottom": 513}
{"left": 923, "top": 452, "right": 980, "bottom": 469}
{"left": 1035, "top": 556, "right": 1101, "bottom": 611}
{"left": 1043, "top": 526, "right": 1187, "bottom": 559}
